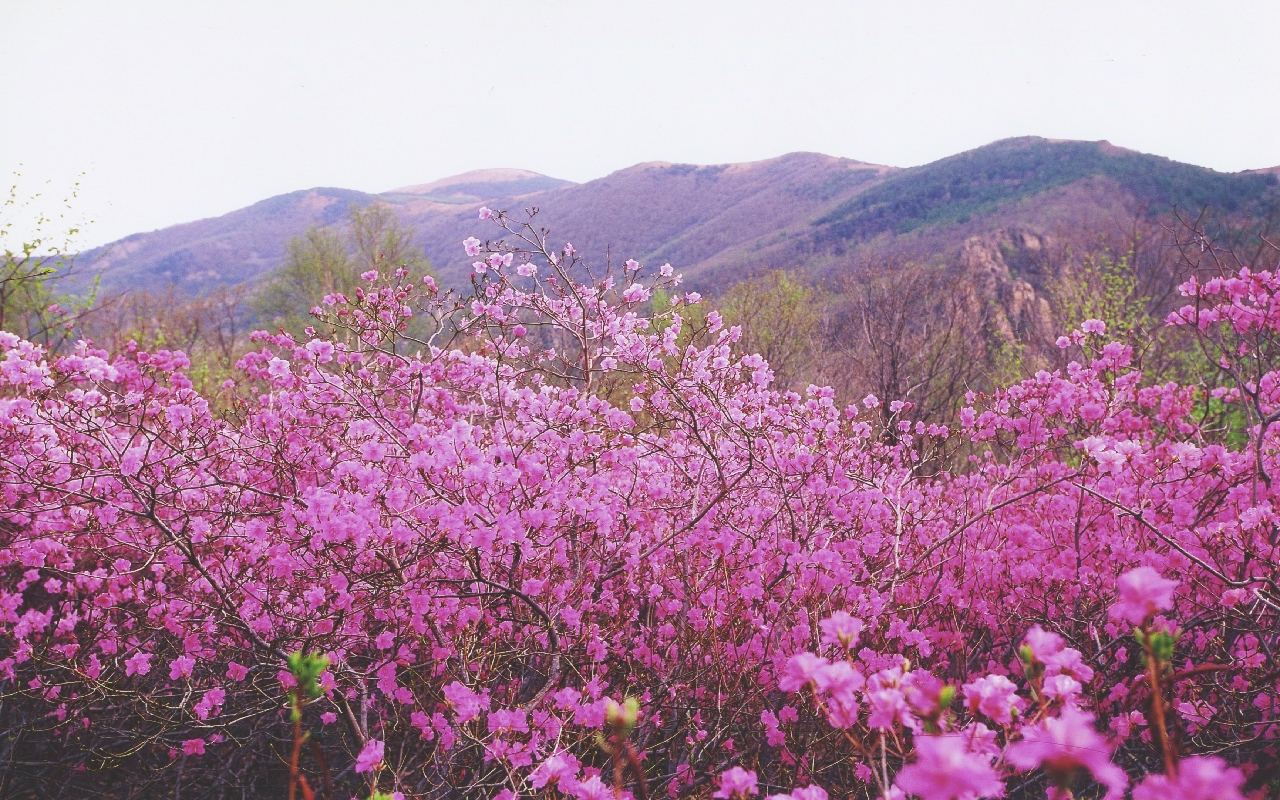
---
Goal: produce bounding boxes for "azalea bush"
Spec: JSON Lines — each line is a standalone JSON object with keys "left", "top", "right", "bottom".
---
{"left": 1, "top": 208, "right": 1278, "bottom": 799}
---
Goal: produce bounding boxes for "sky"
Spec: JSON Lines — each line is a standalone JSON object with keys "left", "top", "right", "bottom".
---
{"left": 3, "top": 0, "right": 1279, "bottom": 250}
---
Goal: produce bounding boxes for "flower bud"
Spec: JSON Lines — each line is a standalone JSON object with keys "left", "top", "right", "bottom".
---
{"left": 605, "top": 696, "right": 640, "bottom": 738}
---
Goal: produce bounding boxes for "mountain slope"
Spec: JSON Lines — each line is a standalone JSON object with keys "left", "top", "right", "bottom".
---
{"left": 82, "top": 172, "right": 573, "bottom": 296}
{"left": 80, "top": 138, "right": 1279, "bottom": 298}
{"left": 815, "top": 137, "right": 1277, "bottom": 240}
{"left": 406, "top": 152, "right": 893, "bottom": 286}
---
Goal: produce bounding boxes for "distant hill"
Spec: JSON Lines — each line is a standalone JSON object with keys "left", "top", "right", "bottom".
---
{"left": 79, "top": 138, "right": 1279, "bottom": 298}
{"left": 815, "top": 137, "right": 1277, "bottom": 240}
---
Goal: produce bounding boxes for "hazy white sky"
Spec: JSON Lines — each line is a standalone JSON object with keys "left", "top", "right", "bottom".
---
{"left": 3, "top": 0, "right": 1279, "bottom": 249}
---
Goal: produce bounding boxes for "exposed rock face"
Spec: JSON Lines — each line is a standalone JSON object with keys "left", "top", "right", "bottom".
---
{"left": 956, "top": 228, "right": 1056, "bottom": 348}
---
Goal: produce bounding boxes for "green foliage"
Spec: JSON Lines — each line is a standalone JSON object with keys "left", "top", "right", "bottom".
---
{"left": 1052, "top": 246, "right": 1153, "bottom": 340}
{"left": 0, "top": 180, "right": 95, "bottom": 346}
{"left": 817, "top": 137, "right": 1278, "bottom": 240}
{"left": 286, "top": 650, "right": 330, "bottom": 723}
{"left": 1136, "top": 628, "right": 1180, "bottom": 667}
{"left": 718, "top": 270, "right": 828, "bottom": 390}
{"left": 984, "top": 333, "right": 1028, "bottom": 390}
{"left": 252, "top": 202, "right": 430, "bottom": 339}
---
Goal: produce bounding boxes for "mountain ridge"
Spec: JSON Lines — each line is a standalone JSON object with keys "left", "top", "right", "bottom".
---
{"left": 78, "top": 137, "right": 1278, "bottom": 298}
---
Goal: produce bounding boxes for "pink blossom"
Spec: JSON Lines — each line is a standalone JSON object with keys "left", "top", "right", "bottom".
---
{"left": 893, "top": 735, "right": 1003, "bottom": 800}
{"left": 478, "top": 206, "right": 492, "bottom": 220}
{"left": 767, "top": 788, "right": 827, "bottom": 800}
{"left": 1042, "top": 674, "right": 1082, "bottom": 702}
{"left": 714, "top": 766, "right": 758, "bottom": 798}
{"left": 1131, "top": 756, "right": 1245, "bottom": 800}
{"left": 120, "top": 447, "right": 145, "bottom": 477}
{"left": 193, "top": 687, "right": 225, "bottom": 720}
{"left": 818, "top": 611, "right": 864, "bottom": 649}
{"left": 573, "top": 775, "right": 612, "bottom": 800}
{"left": 169, "top": 655, "right": 195, "bottom": 680}
{"left": 779, "top": 652, "right": 830, "bottom": 692}
{"left": 1110, "top": 566, "right": 1179, "bottom": 626}
{"left": 124, "top": 652, "right": 152, "bottom": 677}
{"left": 181, "top": 738, "right": 205, "bottom": 756}
{"left": 354, "top": 738, "right": 384, "bottom": 773}
{"left": 1006, "top": 707, "right": 1127, "bottom": 799}
{"left": 963, "top": 674, "right": 1024, "bottom": 726}
{"left": 814, "top": 660, "right": 864, "bottom": 707}
{"left": 443, "top": 681, "right": 489, "bottom": 722}
{"left": 266, "top": 357, "right": 291, "bottom": 379}
{"left": 1022, "top": 626, "right": 1094, "bottom": 682}
{"left": 530, "top": 752, "right": 579, "bottom": 789}
{"left": 463, "top": 237, "right": 482, "bottom": 256}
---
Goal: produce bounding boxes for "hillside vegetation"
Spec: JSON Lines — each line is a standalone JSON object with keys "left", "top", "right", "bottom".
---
{"left": 76, "top": 138, "right": 1279, "bottom": 299}
{"left": 815, "top": 137, "right": 1279, "bottom": 239}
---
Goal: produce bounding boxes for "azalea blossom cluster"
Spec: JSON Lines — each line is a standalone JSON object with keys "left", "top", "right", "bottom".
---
{"left": 1, "top": 210, "right": 1278, "bottom": 798}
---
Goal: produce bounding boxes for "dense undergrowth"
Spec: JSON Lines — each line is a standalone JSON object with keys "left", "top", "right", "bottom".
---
{"left": 2, "top": 209, "right": 1279, "bottom": 799}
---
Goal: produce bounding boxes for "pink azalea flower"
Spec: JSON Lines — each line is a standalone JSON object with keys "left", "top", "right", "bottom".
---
{"left": 779, "top": 652, "right": 830, "bottom": 692}
{"left": 443, "top": 680, "right": 490, "bottom": 722}
{"left": 124, "top": 652, "right": 152, "bottom": 677}
{"left": 767, "top": 787, "right": 828, "bottom": 800}
{"left": 818, "top": 611, "right": 864, "bottom": 649}
{"left": 354, "top": 738, "right": 384, "bottom": 773}
{"left": 814, "top": 660, "right": 865, "bottom": 709}
{"left": 120, "top": 447, "right": 145, "bottom": 477}
{"left": 894, "top": 735, "right": 1004, "bottom": 800}
{"left": 1022, "top": 626, "right": 1094, "bottom": 682}
{"left": 169, "top": 655, "right": 195, "bottom": 680}
{"left": 714, "top": 766, "right": 758, "bottom": 798}
{"left": 1110, "top": 566, "right": 1179, "bottom": 626}
{"left": 266, "top": 357, "right": 291, "bottom": 379}
{"left": 530, "top": 752, "right": 579, "bottom": 789}
{"left": 573, "top": 775, "right": 612, "bottom": 800}
{"left": 963, "top": 674, "right": 1024, "bottom": 726}
{"left": 1006, "top": 707, "right": 1127, "bottom": 799}
{"left": 1042, "top": 674, "right": 1083, "bottom": 702}
{"left": 1131, "top": 756, "right": 1245, "bottom": 800}
{"left": 181, "top": 738, "right": 205, "bottom": 756}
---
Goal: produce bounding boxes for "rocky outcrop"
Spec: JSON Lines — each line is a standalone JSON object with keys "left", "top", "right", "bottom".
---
{"left": 956, "top": 228, "right": 1056, "bottom": 348}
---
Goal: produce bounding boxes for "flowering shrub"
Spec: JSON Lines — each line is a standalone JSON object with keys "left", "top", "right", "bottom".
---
{"left": 1, "top": 210, "right": 1278, "bottom": 798}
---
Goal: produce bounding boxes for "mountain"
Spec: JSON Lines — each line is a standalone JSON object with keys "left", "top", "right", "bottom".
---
{"left": 79, "top": 138, "right": 1279, "bottom": 298}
